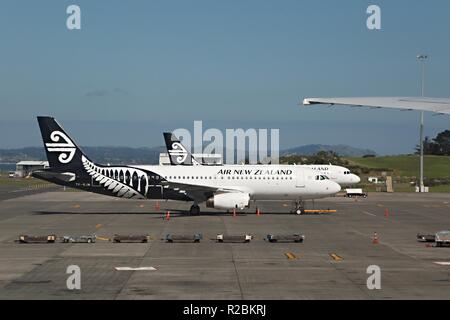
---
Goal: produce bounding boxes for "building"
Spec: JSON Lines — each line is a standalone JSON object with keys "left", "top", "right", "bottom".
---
{"left": 15, "top": 161, "right": 49, "bottom": 178}
{"left": 159, "top": 153, "right": 222, "bottom": 166}
{"left": 368, "top": 177, "right": 378, "bottom": 184}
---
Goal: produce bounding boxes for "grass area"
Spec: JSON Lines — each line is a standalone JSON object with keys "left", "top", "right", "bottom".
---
{"left": 0, "top": 171, "right": 53, "bottom": 188}
{"left": 345, "top": 155, "right": 450, "bottom": 179}
{"left": 425, "top": 184, "right": 450, "bottom": 193}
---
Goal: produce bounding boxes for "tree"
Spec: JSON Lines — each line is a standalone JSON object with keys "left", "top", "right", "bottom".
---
{"left": 416, "top": 130, "right": 450, "bottom": 156}
{"left": 433, "top": 130, "right": 450, "bottom": 155}
{"left": 310, "top": 151, "right": 340, "bottom": 164}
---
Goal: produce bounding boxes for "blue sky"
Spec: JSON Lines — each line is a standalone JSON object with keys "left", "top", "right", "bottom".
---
{"left": 0, "top": 0, "right": 449, "bottom": 154}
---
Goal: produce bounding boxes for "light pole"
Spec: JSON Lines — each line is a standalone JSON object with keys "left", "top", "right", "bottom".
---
{"left": 417, "top": 54, "right": 428, "bottom": 192}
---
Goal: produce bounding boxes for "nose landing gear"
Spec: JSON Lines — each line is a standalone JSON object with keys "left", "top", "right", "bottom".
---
{"left": 291, "top": 200, "right": 305, "bottom": 215}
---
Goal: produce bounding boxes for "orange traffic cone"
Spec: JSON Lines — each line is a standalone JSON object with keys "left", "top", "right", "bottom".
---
{"left": 384, "top": 208, "right": 389, "bottom": 218}
{"left": 233, "top": 208, "right": 236, "bottom": 217}
{"left": 165, "top": 211, "right": 170, "bottom": 221}
{"left": 372, "top": 232, "right": 379, "bottom": 244}
{"left": 155, "top": 201, "right": 160, "bottom": 211}
{"left": 256, "top": 208, "right": 261, "bottom": 216}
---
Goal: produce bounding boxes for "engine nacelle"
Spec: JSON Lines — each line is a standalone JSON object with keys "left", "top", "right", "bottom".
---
{"left": 206, "top": 193, "right": 250, "bottom": 210}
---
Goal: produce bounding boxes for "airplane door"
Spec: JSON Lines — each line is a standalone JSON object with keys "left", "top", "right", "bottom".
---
{"left": 296, "top": 169, "right": 305, "bottom": 188}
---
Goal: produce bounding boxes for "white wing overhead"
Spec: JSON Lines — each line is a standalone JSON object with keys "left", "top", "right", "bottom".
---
{"left": 302, "top": 97, "right": 450, "bottom": 115}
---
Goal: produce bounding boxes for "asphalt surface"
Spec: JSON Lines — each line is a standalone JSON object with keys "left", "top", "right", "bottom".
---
{"left": 0, "top": 184, "right": 60, "bottom": 201}
{"left": 1, "top": 189, "right": 450, "bottom": 299}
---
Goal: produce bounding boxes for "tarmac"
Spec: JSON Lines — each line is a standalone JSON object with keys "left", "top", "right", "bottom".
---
{"left": 1, "top": 187, "right": 450, "bottom": 299}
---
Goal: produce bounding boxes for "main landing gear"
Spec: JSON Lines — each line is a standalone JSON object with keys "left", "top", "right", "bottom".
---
{"left": 189, "top": 203, "right": 200, "bottom": 215}
{"left": 291, "top": 200, "right": 305, "bottom": 215}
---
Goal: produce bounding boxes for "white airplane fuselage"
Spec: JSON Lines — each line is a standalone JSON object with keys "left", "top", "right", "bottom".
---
{"left": 134, "top": 164, "right": 341, "bottom": 201}
{"left": 33, "top": 117, "right": 343, "bottom": 213}
{"left": 302, "top": 165, "right": 360, "bottom": 186}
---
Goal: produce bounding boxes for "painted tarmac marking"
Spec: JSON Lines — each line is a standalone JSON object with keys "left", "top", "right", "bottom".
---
{"left": 362, "top": 211, "right": 376, "bottom": 217}
{"left": 96, "top": 236, "right": 110, "bottom": 241}
{"left": 330, "top": 253, "right": 343, "bottom": 261}
{"left": 434, "top": 262, "right": 450, "bottom": 266}
{"left": 115, "top": 267, "right": 157, "bottom": 271}
{"left": 285, "top": 252, "right": 297, "bottom": 260}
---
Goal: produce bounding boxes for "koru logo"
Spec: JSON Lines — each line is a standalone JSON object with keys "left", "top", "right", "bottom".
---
{"left": 169, "top": 142, "right": 188, "bottom": 164}
{"left": 45, "top": 131, "right": 76, "bottom": 164}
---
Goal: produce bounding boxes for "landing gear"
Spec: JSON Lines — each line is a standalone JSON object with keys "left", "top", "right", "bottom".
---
{"left": 291, "top": 200, "right": 305, "bottom": 215}
{"left": 189, "top": 204, "right": 200, "bottom": 215}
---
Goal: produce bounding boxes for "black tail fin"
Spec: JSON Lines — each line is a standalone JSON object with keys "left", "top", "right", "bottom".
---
{"left": 163, "top": 132, "right": 201, "bottom": 166}
{"left": 37, "top": 116, "right": 88, "bottom": 170}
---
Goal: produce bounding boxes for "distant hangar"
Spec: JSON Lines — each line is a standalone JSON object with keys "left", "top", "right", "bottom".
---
{"left": 15, "top": 161, "right": 49, "bottom": 178}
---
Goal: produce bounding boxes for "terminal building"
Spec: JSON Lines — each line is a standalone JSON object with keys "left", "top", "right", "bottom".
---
{"left": 15, "top": 161, "right": 49, "bottom": 178}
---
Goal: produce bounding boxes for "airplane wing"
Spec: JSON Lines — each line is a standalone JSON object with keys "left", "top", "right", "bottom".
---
{"left": 161, "top": 180, "right": 248, "bottom": 202}
{"left": 302, "top": 97, "right": 450, "bottom": 115}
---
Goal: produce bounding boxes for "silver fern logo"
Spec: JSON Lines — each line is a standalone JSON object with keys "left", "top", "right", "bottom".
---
{"left": 169, "top": 142, "right": 188, "bottom": 164}
{"left": 45, "top": 131, "right": 76, "bottom": 164}
{"left": 81, "top": 156, "right": 146, "bottom": 199}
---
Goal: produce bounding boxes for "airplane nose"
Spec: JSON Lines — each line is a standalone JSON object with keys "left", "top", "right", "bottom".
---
{"left": 352, "top": 174, "right": 361, "bottom": 184}
{"left": 326, "top": 181, "right": 341, "bottom": 194}
{"left": 334, "top": 182, "right": 341, "bottom": 193}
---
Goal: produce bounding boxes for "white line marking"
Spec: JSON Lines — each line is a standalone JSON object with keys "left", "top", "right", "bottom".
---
{"left": 362, "top": 211, "right": 376, "bottom": 217}
{"left": 115, "top": 267, "right": 157, "bottom": 271}
{"left": 434, "top": 262, "right": 450, "bottom": 266}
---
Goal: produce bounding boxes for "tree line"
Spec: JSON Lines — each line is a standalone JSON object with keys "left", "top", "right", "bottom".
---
{"left": 416, "top": 130, "right": 450, "bottom": 156}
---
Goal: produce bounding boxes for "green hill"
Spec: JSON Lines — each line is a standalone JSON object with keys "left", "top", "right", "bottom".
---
{"left": 345, "top": 155, "right": 450, "bottom": 179}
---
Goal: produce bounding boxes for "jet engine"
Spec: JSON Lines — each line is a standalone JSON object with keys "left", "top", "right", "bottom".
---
{"left": 206, "top": 193, "right": 250, "bottom": 210}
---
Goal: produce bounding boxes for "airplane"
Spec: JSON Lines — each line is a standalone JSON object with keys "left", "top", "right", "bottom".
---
{"left": 32, "top": 116, "right": 341, "bottom": 215}
{"left": 301, "top": 164, "right": 360, "bottom": 186}
{"left": 162, "top": 133, "right": 361, "bottom": 187}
